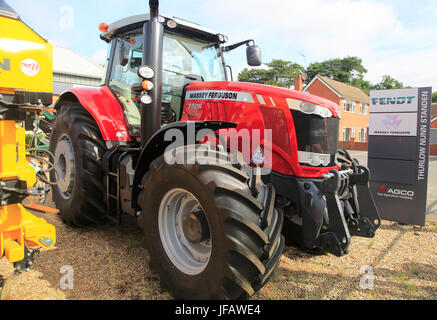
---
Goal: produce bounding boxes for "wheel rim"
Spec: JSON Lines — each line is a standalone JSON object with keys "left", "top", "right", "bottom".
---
{"left": 158, "top": 188, "right": 212, "bottom": 275}
{"left": 54, "top": 133, "right": 75, "bottom": 199}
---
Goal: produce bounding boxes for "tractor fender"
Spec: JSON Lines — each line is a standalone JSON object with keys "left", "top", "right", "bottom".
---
{"left": 132, "top": 120, "right": 237, "bottom": 209}
{"left": 53, "top": 86, "right": 132, "bottom": 142}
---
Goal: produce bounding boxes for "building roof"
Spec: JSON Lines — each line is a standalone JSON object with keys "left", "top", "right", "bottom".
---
{"left": 0, "top": 0, "right": 19, "bottom": 19}
{"left": 306, "top": 75, "right": 370, "bottom": 104}
{"left": 53, "top": 46, "right": 104, "bottom": 79}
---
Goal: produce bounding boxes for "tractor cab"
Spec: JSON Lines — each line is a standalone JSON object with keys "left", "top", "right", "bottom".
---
{"left": 100, "top": 14, "right": 256, "bottom": 138}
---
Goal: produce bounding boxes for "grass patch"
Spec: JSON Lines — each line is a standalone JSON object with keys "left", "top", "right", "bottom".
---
{"left": 106, "top": 243, "right": 122, "bottom": 287}
{"left": 392, "top": 273, "right": 408, "bottom": 281}
{"left": 287, "top": 273, "right": 301, "bottom": 281}
{"left": 411, "top": 268, "right": 421, "bottom": 276}
{"left": 309, "top": 292, "right": 324, "bottom": 300}
{"left": 405, "top": 283, "right": 416, "bottom": 291}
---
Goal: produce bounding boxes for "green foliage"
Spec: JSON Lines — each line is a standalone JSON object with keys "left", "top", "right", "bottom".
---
{"left": 432, "top": 92, "right": 437, "bottom": 103}
{"left": 238, "top": 68, "right": 275, "bottom": 85}
{"left": 238, "top": 55, "right": 410, "bottom": 96}
{"left": 238, "top": 59, "right": 305, "bottom": 88}
{"left": 352, "top": 78, "right": 373, "bottom": 95}
{"left": 371, "top": 75, "right": 404, "bottom": 90}
{"left": 306, "top": 56, "right": 367, "bottom": 84}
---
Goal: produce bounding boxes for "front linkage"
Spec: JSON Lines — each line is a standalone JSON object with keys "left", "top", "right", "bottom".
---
{"left": 294, "top": 149, "right": 381, "bottom": 257}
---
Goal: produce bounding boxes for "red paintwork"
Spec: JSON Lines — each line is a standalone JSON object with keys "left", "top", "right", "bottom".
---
{"left": 63, "top": 86, "right": 132, "bottom": 142}
{"left": 63, "top": 81, "right": 341, "bottom": 178}
{"left": 182, "top": 81, "right": 341, "bottom": 178}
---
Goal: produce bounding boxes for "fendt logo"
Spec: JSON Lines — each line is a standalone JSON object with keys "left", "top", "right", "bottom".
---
{"left": 377, "top": 184, "right": 414, "bottom": 200}
{"left": 20, "top": 58, "right": 40, "bottom": 77}
{"left": 382, "top": 115, "right": 403, "bottom": 130}
{"left": 371, "top": 96, "right": 415, "bottom": 105}
{"left": 0, "top": 57, "right": 11, "bottom": 74}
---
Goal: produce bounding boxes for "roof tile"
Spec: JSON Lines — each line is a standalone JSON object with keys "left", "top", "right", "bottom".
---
{"left": 318, "top": 75, "right": 370, "bottom": 103}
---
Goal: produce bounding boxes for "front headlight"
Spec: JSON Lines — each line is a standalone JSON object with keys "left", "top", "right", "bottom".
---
{"left": 287, "top": 98, "right": 333, "bottom": 118}
{"left": 299, "top": 151, "right": 331, "bottom": 167}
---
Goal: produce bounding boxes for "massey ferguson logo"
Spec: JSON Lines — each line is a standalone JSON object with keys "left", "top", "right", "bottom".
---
{"left": 377, "top": 185, "right": 414, "bottom": 200}
{"left": 20, "top": 58, "right": 40, "bottom": 77}
{"left": 382, "top": 115, "right": 402, "bottom": 130}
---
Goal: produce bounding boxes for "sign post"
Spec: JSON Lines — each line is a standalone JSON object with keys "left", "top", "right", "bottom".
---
{"left": 368, "top": 87, "right": 432, "bottom": 226}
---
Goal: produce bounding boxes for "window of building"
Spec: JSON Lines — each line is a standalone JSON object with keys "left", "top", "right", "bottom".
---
{"left": 359, "top": 128, "right": 367, "bottom": 142}
{"left": 343, "top": 100, "right": 355, "bottom": 113}
{"left": 360, "top": 103, "right": 368, "bottom": 114}
{"left": 342, "top": 127, "right": 355, "bottom": 142}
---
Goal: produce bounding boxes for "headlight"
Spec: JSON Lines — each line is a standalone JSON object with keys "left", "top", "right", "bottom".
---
{"left": 138, "top": 65, "right": 155, "bottom": 79}
{"left": 321, "top": 156, "right": 330, "bottom": 166}
{"left": 140, "top": 94, "right": 152, "bottom": 104}
{"left": 299, "top": 151, "right": 331, "bottom": 167}
{"left": 167, "top": 19, "right": 177, "bottom": 28}
{"left": 300, "top": 102, "right": 316, "bottom": 113}
{"left": 287, "top": 99, "right": 333, "bottom": 118}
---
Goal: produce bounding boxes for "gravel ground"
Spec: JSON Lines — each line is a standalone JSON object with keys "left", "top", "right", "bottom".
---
{"left": 0, "top": 193, "right": 436, "bottom": 300}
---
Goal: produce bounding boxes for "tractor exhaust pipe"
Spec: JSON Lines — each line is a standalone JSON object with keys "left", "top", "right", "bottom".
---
{"left": 141, "top": 0, "right": 163, "bottom": 147}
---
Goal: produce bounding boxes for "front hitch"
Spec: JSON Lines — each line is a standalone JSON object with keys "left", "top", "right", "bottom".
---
{"left": 318, "top": 170, "right": 351, "bottom": 257}
{"left": 348, "top": 165, "right": 381, "bottom": 237}
{"left": 335, "top": 149, "right": 381, "bottom": 238}
{"left": 313, "top": 158, "right": 381, "bottom": 256}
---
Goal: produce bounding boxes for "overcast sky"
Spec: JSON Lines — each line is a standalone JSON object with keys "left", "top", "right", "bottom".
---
{"left": 10, "top": 0, "right": 437, "bottom": 90}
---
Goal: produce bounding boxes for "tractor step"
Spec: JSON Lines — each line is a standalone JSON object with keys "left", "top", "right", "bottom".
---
{"left": 103, "top": 146, "right": 139, "bottom": 224}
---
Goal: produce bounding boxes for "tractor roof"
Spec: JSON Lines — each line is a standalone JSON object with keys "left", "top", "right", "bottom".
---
{"left": 101, "top": 14, "right": 225, "bottom": 43}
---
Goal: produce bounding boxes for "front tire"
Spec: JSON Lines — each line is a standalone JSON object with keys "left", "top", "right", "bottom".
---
{"left": 138, "top": 145, "right": 284, "bottom": 299}
{"left": 49, "top": 104, "right": 107, "bottom": 226}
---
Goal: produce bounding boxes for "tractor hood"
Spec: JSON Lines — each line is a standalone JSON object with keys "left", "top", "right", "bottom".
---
{"left": 183, "top": 81, "right": 341, "bottom": 177}
{"left": 185, "top": 81, "right": 341, "bottom": 118}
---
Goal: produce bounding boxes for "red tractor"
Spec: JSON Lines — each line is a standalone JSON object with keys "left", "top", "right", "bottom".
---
{"left": 49, "top": 0, "right": 380, "bottom": 299}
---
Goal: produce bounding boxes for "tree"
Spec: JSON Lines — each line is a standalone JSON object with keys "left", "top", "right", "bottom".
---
{"left": 371, "top": 75, "right": 404, "bottom": 90}
{"left": 432, "top": 92, "right": 437, "bottom": 103}
{"left": 264, "top": 60, "right": 305, "bottom": 88}
{"left": 238, "top": 68, "right": 275, "bottom": 85}
{"left": 351, "top": 78, "right": 373, "bottom": 95}
{"left": 306, "top": 56, "right": 367, "bottom": 84}
{"left": 238, "top": 59, "right": 305, "bottom": 88}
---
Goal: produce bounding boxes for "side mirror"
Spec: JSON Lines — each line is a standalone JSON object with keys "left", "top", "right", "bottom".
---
{"left": 119, "top": 40, "right": 131, "bottom": 67}
{"left": 246, "top": 45, "right": 262, "bottom": 67}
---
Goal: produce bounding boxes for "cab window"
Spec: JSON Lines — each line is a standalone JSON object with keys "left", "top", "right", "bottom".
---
{"left": 109, "top": 34, "right": 143, "bottom": 135}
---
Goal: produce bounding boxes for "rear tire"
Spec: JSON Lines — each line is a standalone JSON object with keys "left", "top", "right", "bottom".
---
{"left": 138, "top": 145, "right": 284, "bottom": 299}
{"left": 49, "top": 104, "right": 107, "bottom": 226}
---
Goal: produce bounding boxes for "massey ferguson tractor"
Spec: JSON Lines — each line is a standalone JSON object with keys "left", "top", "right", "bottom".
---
{"left": 49, "top": 0, "right": 380, "bottom": 299}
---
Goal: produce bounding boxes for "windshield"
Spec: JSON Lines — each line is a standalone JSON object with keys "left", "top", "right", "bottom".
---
{"left": 108, "top": 31, "right": 226, "bottom": 134}
{"left": 163, "top": 32, "right": 225, "bottom": 81}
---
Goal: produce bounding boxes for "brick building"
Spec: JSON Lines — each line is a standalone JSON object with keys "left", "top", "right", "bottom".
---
{"left": 431, "top": 103, "right": 437, "bottom": 155}
{"left": 303, "top": 75, "right": 370, "bottom": 150}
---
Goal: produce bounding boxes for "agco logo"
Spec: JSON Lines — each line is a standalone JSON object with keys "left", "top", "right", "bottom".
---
{"left": 371, "top": 96, "right": 415, "bottom": 105}
{"left": 377, "top": 185, "right": 414, "bottom": 199}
